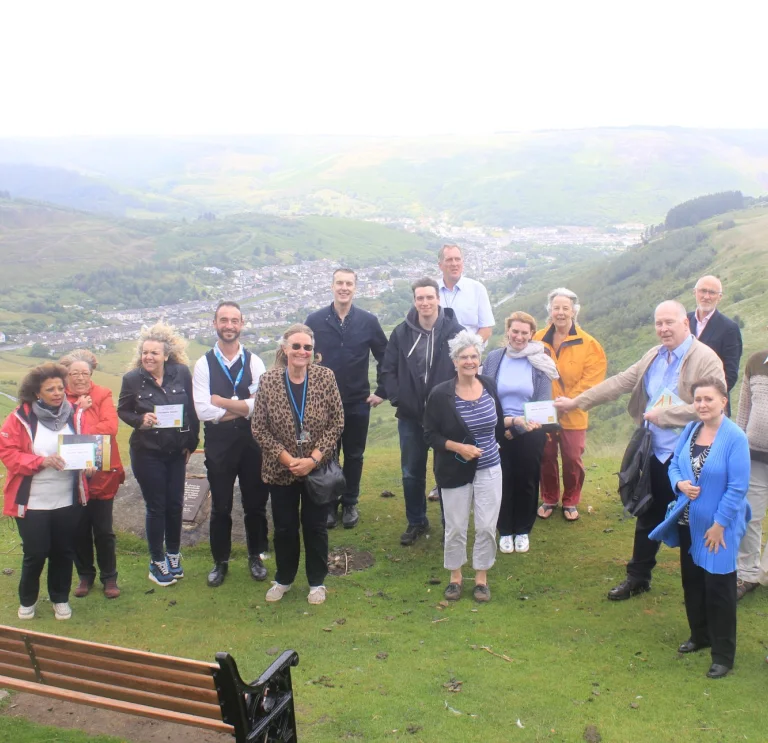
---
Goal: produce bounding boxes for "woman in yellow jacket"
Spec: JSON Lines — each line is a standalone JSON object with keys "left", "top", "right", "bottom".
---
{"left": 533, "top": 288, "right": 607, "bottom": 521}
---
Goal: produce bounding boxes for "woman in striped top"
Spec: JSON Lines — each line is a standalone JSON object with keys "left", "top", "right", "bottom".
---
{"left": 424, "top": 331, "right": 506, "bottom": 602}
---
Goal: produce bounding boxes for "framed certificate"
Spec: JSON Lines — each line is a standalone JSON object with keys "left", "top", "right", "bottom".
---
{"left": 154, "top": 404, "right": 184, "bottom": 429}
{"left": 524, "top": 400, "right": 559, "bottom": 426}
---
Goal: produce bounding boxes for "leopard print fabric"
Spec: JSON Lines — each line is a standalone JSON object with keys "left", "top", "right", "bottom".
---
{"left": 252, "top": 364, "right": 344, "bottom": 485}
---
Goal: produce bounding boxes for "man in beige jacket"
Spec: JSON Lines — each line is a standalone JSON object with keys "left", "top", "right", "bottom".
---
{"left": 555, "top": 301, "right": 725, "bottom": 600}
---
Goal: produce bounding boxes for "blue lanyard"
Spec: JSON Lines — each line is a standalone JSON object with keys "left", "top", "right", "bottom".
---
{"left": 285, "top": 369, "right": 308, "bottom": 426}
{"left": 214, "top": 345, "right": 245, "bottom": 397}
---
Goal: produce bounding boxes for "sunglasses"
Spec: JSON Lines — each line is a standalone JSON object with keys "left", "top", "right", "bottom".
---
{"left": 290, "top": 343, "right": 314, "bottom": 352}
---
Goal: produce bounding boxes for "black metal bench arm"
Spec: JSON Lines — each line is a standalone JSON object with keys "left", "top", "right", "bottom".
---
{"left": 214, "top": 650, "right": 299, "bottom": 743}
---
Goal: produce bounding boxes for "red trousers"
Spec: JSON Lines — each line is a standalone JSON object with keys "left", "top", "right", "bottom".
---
{"left": 540, "top": 429, "right": 586, "bottom": 507}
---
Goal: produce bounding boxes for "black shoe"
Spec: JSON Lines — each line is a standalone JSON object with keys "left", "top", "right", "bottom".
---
{"left": 248, "top": 555, "right": 268, "bottom": 581}
{"left": 607, "top": 579, "right": 651, "bottom": 601}
{"left": 327, "top": 505, "right": 339, "bottom": 529}
{"left": 678, "top": 639, "right": 710, "bottom": 654}
{"left": 207, "top": 562, "right": 228, "bottom": 588}
{"left": 342, "top": 505, "right": 359, "bottom": 529}
{"left": 706, "top": 663, "right": 731, "bottom": 679}
{"left": 400, "top": 521, "right": 429, "bottom": 546}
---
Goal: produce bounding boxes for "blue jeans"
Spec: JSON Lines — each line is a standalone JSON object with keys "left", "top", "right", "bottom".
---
{"left": 398, "top": 417, "right": 430, "bottom": 527}
{"left": 131, "top": 448, "right": 186, "bottom": 562}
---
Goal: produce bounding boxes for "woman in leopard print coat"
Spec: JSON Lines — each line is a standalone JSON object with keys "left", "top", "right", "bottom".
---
{"left": 252, "top": 324, "right": 344, "bottom": 605}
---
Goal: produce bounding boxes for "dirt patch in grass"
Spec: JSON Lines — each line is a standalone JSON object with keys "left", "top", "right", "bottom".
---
{"left": 327, "top": 547, "right": 375, "bottom": 576}
{"left": 1, "top": 693, "right": 230, "bottom": 743}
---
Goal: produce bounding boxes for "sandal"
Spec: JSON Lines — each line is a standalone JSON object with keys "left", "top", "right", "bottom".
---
{"left": 537, "top": 503, "right": 557, "bottom": 519}
{"left": 563, "top": 506, "right": 580, "bottom": 522}
{"left": 473, "top": 584, "right": 491, "bottom": 603}
{"left": 444, "top": 582, "right": 463, "bottom": 601}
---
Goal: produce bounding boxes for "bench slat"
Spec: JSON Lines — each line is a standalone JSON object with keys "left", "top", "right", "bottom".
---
{"left": 38, "top": 670, "right": 225, "bottom": 721}
{"left": 0, "top": 626, "right": 216, "bottom": 675}
{"left": 0, "top": 660, "right": 37, "bottom": 683}
{"left": 31, "top": 645, "right": 217, "bottom": 691}
{"left": 36, "top": 656, "right": 219, "bottom": 705}
{"left": 0, "top": 674, "right": 234, "bottom": 734}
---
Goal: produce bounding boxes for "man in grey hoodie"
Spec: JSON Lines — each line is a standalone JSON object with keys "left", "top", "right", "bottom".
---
{"left": 381, "top": 277, "right": 464, "bottom": 545}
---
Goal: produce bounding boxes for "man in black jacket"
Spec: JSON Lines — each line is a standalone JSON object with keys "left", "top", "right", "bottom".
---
{"left": 381, "top": 277, "right": 464, "bottom": 545}
{"left": 305, "top": 268, "right": 388, "bottom": 530}
{"left": 688, "top": 275, "right": 742, "bottom": 415}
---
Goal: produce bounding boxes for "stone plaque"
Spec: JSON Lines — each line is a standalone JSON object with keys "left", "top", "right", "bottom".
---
{"left": 183, "top": 478, "right": 210, "bottom": 522}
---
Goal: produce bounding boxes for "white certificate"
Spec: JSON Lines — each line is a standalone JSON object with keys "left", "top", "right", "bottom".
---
{"left": 58, "top": 442, "right": 96, "bottom": 470}
{"left": 154, "top": 404, "right": 184, "bottom": 429}
{"left": 524, "top": 400, "right": 558, "bottom": 426}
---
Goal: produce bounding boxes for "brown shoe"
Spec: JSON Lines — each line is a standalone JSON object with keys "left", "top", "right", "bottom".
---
{"left": 736, "top": 579, "right": 758, "bottom": 600}
{"left": 103, "top": 578, "right": 121, "bottom": 599}
{"left": 74, "top": 578, "right": 92, "bottom": 598}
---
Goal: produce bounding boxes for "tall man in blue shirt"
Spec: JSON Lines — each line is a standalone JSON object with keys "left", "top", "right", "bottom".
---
{"left": 555, "top": 301, "right": 725, "bottom": 600}
{"left": 305, "top": 269, "right": 388, "bottom": 530}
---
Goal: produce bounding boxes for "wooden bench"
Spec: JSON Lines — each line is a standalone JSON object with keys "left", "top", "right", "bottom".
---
{"left": 0, "top": 624, "right": 299, "bottom": 742}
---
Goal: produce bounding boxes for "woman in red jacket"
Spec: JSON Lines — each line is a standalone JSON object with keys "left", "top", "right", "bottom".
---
{"left": 0, "top": 364, "right": 87, "bottom": 620}
{"left": 60, "top": 350, "right": 125, "bottom": 599}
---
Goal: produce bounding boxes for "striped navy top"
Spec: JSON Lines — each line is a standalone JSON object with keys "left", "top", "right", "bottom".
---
{"left": 455, "top": 389, "right": 500, "bottom": 470}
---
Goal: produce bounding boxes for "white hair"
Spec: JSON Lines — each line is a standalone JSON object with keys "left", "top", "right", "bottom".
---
{"left": 448, "top": 330, "right": 484, "bottom": 361}
{"left": 546, "top": 287, "right": 580, "bottom": 319}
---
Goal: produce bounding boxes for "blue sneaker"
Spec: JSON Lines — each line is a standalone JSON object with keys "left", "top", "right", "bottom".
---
{"left": 166, "top": 552, "right": 184, "bottom": 579}
{"left": 148, "top": 559, "right": 177, "bottom": 586}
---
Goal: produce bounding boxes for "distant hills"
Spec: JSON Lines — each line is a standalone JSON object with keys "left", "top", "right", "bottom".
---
{"left": 1, "top": 128, "right": 767, "bottom": 225}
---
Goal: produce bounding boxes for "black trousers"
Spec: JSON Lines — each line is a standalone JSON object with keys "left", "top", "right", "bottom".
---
{"left": 74, "top": 498, "right": 117, "bottom": 583}
{"left": 497, "top": 429, "right": 546, "bottom": 537}
{"left": 131, "top": 448, "right": 186, "bottom": 562}
{"left": 16, "top": 506, "right": 80, "bottom": 606}
{"left": 679, "top": 525, "right": 737, "bottom": 668}
{"left": 336, "top": 403, "right": 370, "bottom": 507}
{"left": 206, "top": 436, "right": 270, "bottom": 562}
{"left": 270, "top": 482, "right": 328, "bottom": 587}
{"left": 626, "top": 455, "right": 677, "bottom": 583}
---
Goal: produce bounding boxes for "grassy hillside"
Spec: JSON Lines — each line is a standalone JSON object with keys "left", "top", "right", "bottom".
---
{"left": 3, "top": 128, "right": 768, "bottom": 226}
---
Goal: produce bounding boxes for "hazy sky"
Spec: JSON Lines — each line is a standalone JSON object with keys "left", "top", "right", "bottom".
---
{"left": 3, "top": 1, "right": 766, "bottom": 137}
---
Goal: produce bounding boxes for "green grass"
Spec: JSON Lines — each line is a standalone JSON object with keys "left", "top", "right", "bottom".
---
{"left": 1, "top": 449, "right": 767, "bottom": 742}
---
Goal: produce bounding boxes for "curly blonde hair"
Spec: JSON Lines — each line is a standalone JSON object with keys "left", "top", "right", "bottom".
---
{"left": 129, "top": 322, "right": 189, "bottom": 369}
{"left": 59, "top": 348, "right": 99, "bottom": 372}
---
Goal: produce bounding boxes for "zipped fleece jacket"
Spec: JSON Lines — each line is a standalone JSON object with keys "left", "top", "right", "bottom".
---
{"left": 381, "top": 306, "right": 464, "bottom": 422}
{"left": 534, "top": 322, "right": 607, "bottom": 430}
{"left": 0, "top": 403, "right": 87, "bottom": 518}
{"left": 574, "top": 337, "right": 725, "bottom": 428}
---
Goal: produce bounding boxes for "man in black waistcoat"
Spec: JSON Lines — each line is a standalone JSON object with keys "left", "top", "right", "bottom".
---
{"left": 305, "top": 268, "right": 388, "bottom": 529}
{"left": 193, "top": 301, "right": 270, "bottom": 587}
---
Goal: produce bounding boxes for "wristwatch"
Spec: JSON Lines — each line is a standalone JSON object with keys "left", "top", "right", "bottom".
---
{"left": 310, "top": 454, "right": 321, "bottom": 466}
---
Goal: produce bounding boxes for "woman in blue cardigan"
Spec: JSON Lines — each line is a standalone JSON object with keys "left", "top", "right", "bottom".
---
{"left": 650, "top": 376, "right": 751, "bottom": 679}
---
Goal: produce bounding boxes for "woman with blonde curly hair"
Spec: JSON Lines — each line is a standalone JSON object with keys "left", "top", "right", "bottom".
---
{"left": 118, "top": 323, "right": 199, "bottom": 586}
{"left": 60, "top": 349, "right": 125, "bottom": 599}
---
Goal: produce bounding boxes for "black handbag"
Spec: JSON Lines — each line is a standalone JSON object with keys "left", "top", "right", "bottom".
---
{"left": 305, "top": 455, "right": 346, "bottom": 506}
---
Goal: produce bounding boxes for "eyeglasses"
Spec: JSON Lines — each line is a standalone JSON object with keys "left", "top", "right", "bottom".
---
{"left": 696, "top": 288, "right": 722, "bottom": 296}
{"left": 68, "top": 372, "right": 91, "bottom": 378}
{"left": 290, "top": 343, "right": 314, "bottom": 352}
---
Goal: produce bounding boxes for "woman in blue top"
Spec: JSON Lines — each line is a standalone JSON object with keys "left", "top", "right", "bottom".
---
{"left": 424, "top": 331, "right": 506, "bottom": 602}
{"left": 483, "top": 312, "right": 559, "bottom": 555}
{"left": 650, "top": 376, "right": 751, "bottom": 679}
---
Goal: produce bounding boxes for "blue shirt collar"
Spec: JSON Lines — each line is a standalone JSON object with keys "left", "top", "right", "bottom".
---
{"left": 439, "top": 275, "right": 464, "bottom": 292}
{"left": 667, "top": 334, "right": 694, "bottom": 361}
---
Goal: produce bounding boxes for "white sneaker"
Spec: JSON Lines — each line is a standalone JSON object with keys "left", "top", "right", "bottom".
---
{"left": 499, "top": 535, "right": 515, "bottom": 553}
{"left": 265, "top": 582, "right": 291, "bottom": 602}
{"left": 18, "top": 604, "right": 36, "bottom": 620}
{"left": 53, "top": 602, "right": 72, "bottom": 620}
{"left": 514, "top": 534, "right": 530, "bottom": 553}
{"left": 308, "top": 586, "right": 327, "bottom": 605}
